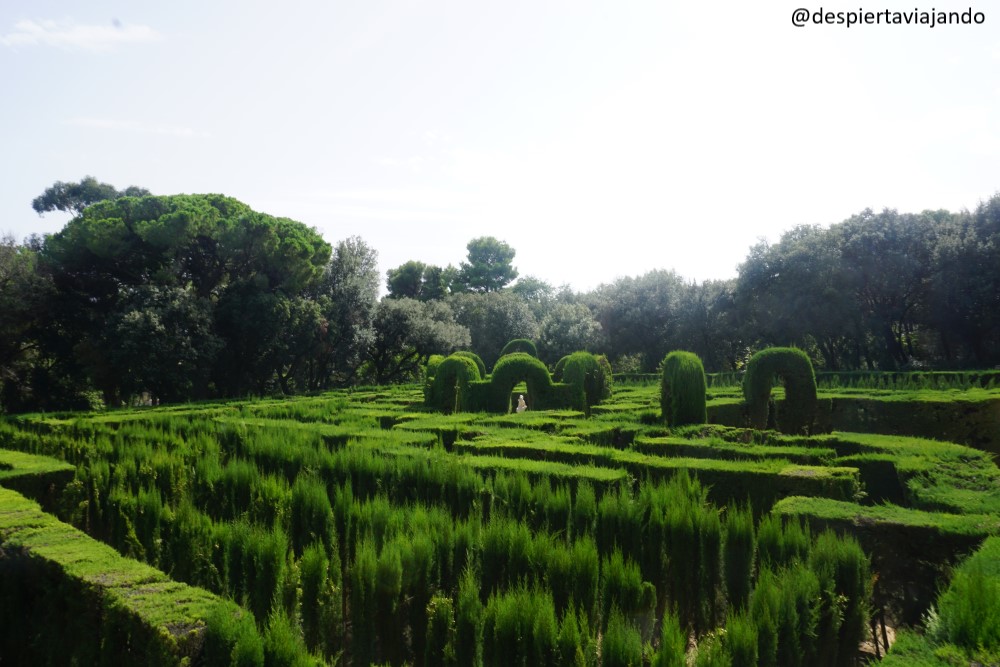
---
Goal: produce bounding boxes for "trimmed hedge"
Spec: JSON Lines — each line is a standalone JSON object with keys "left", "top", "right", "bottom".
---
{"left": 489, "top": 353, "right": 582, "bottom": 413}
{"left": 0, "top": 448, "right": 76, "bottom": 511}
{"left": 553, "top": 355, "right": 570, "bottom": 382}
{"left": 743, "top": 347, "right": 818, "bottom": 434}
{"left": 427, "top": 355, "right": 483, "bottom": 413}
{"left": 453, "top": 350, "right": 487, "bottom": 378}
{"left": 660, "top": 351, "right": 707, "bottom": 427}
{"left": 498, "top": 338, "right": 538, "bottom": 360}
{"left": 0, "top": 487, "right": 282, "bottom": 666}
{"left": 562, "top": 352, "right": 612, "bottom": 410}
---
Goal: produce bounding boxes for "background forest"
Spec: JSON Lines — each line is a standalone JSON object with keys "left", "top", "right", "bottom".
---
{"left": 2, "top": 178, "right": 999, "bottom": 412}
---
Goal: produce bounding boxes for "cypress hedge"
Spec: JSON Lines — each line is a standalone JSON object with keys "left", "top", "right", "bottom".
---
{"left": 428, "top": 354, "right": 483, "bottom": 413}
{"left": 660, "top": 350, "right": 707, "bottom": 427}
{"left": 743, "top": 347, "right": 818, "bottom": 434}
{"left": 453, "top": 350, "right": 487, "bottom": 378}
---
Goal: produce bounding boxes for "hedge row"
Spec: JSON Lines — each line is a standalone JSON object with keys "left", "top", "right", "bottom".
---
{"left": 772, "top": 495, "right": 999, "bottom": 625}
{"left": 426, "top": 351, "right": 612, "bottom": 414}
{"left": 0, "top": 487, "right": 302, "bottom": 667}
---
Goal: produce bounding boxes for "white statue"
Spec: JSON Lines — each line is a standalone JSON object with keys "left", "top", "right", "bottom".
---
{"left": 516, "top": 394, "right": 527, "bottom": 413}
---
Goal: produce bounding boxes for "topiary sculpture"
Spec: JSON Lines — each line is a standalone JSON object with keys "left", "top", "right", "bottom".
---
{"left": 660, "top": 350, "right": 707, "bottom": 426}
{"left": 742, "top": 347, "right": 817, "bottom": 434}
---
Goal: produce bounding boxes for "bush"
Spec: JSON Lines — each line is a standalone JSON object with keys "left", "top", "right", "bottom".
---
{"left": 660, "top": 350, "right": 707, "bottom": 426}
{"left": 932, "top": 536, "right": 1000, "bottom": 661}
{"left": 426, "top": 355, "right": 446, "bottom": 381}
{"left": 499, "top": 338, "right": 538, "bottom": 359}
{"left": 553, "top": 355, "right": 570, "bottom": 382}
{"left": 428, "top": 354, "right": 482, "bottom": 413}
{"left": 562, "top": 351, "right": 611, "bottom": 410}
{"left": 453, "top": 350, "right": 487, "bottom": 378}
{"left": 743, "top": 347, "right": 817, "bottom": 434}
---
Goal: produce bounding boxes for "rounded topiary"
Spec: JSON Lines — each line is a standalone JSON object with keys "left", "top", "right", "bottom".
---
{"left": 553, "top": 355, "right": 570, "bottom": 382}
{"left": 425, "top": 355, "right": 446, "bottom": 381}
{"left": 660, "top": 350, "right": 707, "bottom": 426}
{"left": 428, "top": 355, "right": 482, "bottom": 413}
{"left": 742, "top": 347, "right": 817, "bottom": 434}
{"left": 452, "top": 351, "right": 486, "bottom": 378}
{"left": 562, "top": 351, "right": 611, "bottom": 409}
{"left": 499, "top": 338, "right": 538, "bottom": 359}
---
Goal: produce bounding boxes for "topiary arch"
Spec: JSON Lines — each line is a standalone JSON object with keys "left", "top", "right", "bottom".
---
{"left": 428, "top": 355, "right": 482, "bottom": 413}
{"left": 660, "top": 350, "right": 707, "bottom": 426}
{"left": 424, "top": 351, "right": 609, "bottom": 414}
{"left": 488, "top": 352, "right": 572, "bottom": 412}
{"left": 742, "top": 347, "right": 818, "bottom": 434}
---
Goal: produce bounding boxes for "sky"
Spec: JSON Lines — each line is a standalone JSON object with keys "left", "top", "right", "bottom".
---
{"left": 2, "top": 1, "right": 999, "bottom": 293}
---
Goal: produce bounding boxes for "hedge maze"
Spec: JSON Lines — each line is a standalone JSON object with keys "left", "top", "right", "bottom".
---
{"left": 1, "top": 347, "right": 999, "bottom": 665}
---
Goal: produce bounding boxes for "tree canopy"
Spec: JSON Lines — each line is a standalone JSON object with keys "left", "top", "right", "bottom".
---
{"left": 459, "top": 236, "right": 518, "bottom": 292}
{"left": 32, "top": 176, "right": 150, "bottom": 215}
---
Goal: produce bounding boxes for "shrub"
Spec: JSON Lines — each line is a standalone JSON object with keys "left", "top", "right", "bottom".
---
{"left": 660, "top": 350, "right": 707, "bottom": 426}
{"left": 553, "top": 355, "right": 570, "bottom": 382}
{"left": 743, "top": 347, "right": 818, "bottom": 434}
{"left": 562, "top": 351, "right": 610, "bottom": 410}
{"left": 723, "top": 506, "right": 755, "bottom": 611}
{"left": 499, "top": 338, "right": 538, "bottom": 359}
{"left": 428, "top": 354, "right": 482, "bottom": 413}
{"left": 489, "top": 352, "right": 564, "bottom": 412}
{"left": 453, "top": 350, "right": 487, "bottom": 378}
{"left": 602, "top": 606, "right": 643, "bottom": 667}
{"left": 426, "top": 354, "right": 446, "bottom": 381}
{"left": 934, "top": 537, "right": 1000, "bottom": 659}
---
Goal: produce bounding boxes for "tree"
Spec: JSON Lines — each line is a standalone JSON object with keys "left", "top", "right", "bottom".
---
{"left": 312, "top": 236, "right": 380, "bottom": 387}
{"left": 0, "top": 235, "right": 53, "bottom": 411}
{"left": 458, "top": 237, "right": 518, "bottom": 292}
{"left": 41, "top": 194, "right": 331, "bottom": 402}
{"left": 584, "top": 270, "right": 686, "bottom": 371}
{"left": 448, "top": 291, "right": 538, "bottom": 368}
{"left": 365, "top": 298, "right": 470, "bottom": 384}
{"left": 537, "top": 302, "right": 605, "bottom": 364}
{"left": 386, "top": 261, "right": 427, "bottom": 299}
{"left": 32, "top": 176, "right": 150, "bottom": 215}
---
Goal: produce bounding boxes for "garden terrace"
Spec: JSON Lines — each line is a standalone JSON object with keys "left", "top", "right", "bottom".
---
{"left": 0, "top": 376, "right": 998, "bottom": 665}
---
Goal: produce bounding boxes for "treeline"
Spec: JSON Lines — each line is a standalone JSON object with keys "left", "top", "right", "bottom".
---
{"left": 2, "top": 180, "right": 999, "bottom": 411}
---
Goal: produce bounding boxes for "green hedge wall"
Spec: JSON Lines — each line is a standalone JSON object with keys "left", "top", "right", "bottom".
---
{"left": 563, "top": 352, "right": 611, "bottom": 410}
{"left": 453, "top": 350, "right": 487, "bottom": 378}
{"left": 427, "top": 355, "right": 483, "bottom": 413}
{"left": 0, "top": 487, "right": 282, "bottom": 666}
{"left": 743, "top": 347, "right": 818, "bottom": 434}
{"left": 490, "top": 353, "right": 579, "bottom": 412}
{"left": 659, "top": 350, "right": 707, "bottom": 427}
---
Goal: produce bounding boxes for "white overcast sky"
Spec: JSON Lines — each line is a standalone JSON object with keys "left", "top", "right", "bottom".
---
{"left": 2, "top": 1, "right": 998, "bottom": 292}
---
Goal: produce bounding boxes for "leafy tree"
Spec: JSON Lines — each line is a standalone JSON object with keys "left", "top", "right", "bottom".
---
{"left": 584, "top": 270, "right": 686, "bottom": 371}
{"left": 449, "top": 291, "right": 538, "bottom": 368}
{"left": 458, "top": 237, "right": 518, "bottom": 292}
{"left": 0, "top": 236, "right": 55, "bottom": 411}
{"left": 836, "top": 209, "right": 936, "bottom": 369}
{"left": 365, "top": 298, "right": 471, "bottom": 383}
{"left": 41, "top": 194, "right": 330, "bottom": 402}
{"left": 32, "top": 176, "right": 150, "bottom": 215}
{"left": 537, "top": 302, "right": 605, "bottom": 364}
{"left": 102, "top": 285, "right": 221, "bottom": 402}
{"left": 734, "top": 227, "right": 861, "bottom": 370}
{"left": 927, "top": 198, "right": 1000, "bottom": 367}
{"left": 386, "top": 260, "right": 428, "bottom": 299}
{"left": 312, "top": 236, "right": 380, "bottom": 387}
